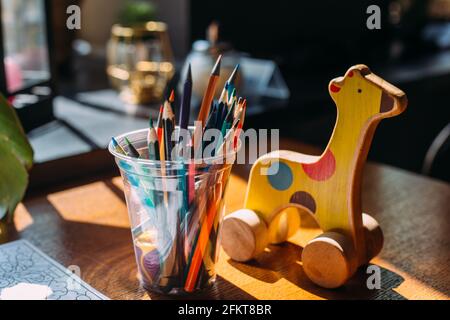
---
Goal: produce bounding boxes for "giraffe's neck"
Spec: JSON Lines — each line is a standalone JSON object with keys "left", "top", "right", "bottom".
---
{"left": 322, "top": 111, "right": 379, "bottom": 263}
{"left": 325, "top": 112, "right": 378, "bottom": 191}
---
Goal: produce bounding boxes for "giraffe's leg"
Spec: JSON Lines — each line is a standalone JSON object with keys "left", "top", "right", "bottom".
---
{"left": 221, "top": 154, "right": 299, "bottom": 261}
{"left": 362, "top": 213, "right": 384, "bottom": 264}
{"left": 245, "top": 155, "right": 301, "bottom": 243}
{"left": 302, "top": 231, "right": 358, "bottom": 288}
{"left": 266, "top": 206, "right": 301, "bottom": 244}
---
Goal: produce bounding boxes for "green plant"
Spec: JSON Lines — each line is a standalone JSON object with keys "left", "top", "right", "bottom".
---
{"left": 118, "top": 1, "right": 157, "bottom": 26}
{"left": 0, "top": 94, "right": 33, "bottom": 222}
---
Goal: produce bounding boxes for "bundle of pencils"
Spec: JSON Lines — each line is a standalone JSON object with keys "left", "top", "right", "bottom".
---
{"left": 112, "top": 55, "right": 247, "bottom": 293}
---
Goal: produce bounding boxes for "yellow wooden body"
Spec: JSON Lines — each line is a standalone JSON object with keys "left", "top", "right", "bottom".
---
{"left": 244, "top": 65, "right": 407, "bottom": 265}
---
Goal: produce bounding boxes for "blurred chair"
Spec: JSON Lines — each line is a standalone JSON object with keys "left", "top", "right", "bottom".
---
{"left": 422, "top": 122, "right": 450, "bottom": 182}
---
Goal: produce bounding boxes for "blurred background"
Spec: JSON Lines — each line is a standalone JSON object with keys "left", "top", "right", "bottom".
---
{"left": 1, "top": 0, "right": 449, "bottom": 185}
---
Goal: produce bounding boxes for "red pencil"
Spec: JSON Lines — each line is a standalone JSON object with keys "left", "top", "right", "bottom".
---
{"left": 156, "top": 104, "right": 164, "bottom": 143}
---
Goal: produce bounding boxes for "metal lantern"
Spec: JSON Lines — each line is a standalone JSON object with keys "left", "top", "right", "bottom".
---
{"left": 0, "top": 0, "right": 55, "bottom": 132}
{"left": 107, "top": 21, "right": 175, "bottom": 105}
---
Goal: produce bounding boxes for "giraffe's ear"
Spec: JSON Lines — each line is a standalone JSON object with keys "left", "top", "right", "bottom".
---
{"left": 346, "top": 65, "right": 371, "bottom": 78}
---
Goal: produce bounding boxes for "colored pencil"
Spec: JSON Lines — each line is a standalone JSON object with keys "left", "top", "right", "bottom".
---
{"left": 216, "top": 99, "right": 247, "bottom": 156}
{"left": 235, "top": 97, "right": 243, "bottom": 118}
{"left": 224, "top": 99, "right": 236, "bottom": 126}
{"left": 227, "top": 64, "right": 239, "bottom": 95}
{"left": 125, "top": 137, "right": 140, "bottom": 158}
{"left": 228, "top": 88, "right": 236, "bottom": 107}
{"left": 193, "top": 56, "right": 221, "bottom": 156}
{"left": 111, "top": 137, "right": 126, "bottom": 155}
{"left": 197, "top": 55, "right": 222, "bottom": 128}
{"left": 178, "top": 64, "right": 195, "bottom": 209}
{"left": 202, "top": 103, "right": 219, "bottom": 153}
{"left": 184, "top": 181, "right": 222, "bottom": 292}
{"left": 163, "top": 100, "right": 176, "bottom": 160}
{"left": 215, "top": 102, "right": 226, "bottom": 130}
{"left": 169, "top": 89, "right": 175, "bottom": 103}
{"left": 147, "top": 119, "right": 160, "bottom": 161}
{"left": 179, "top": 64, "right": 192, "bottom": 132}
{"left": 156, "top": 104, "right": 164, "bottom": 142}
{"left": 233, "top": 99, "right": 247, "bottom": 149}
{"left": 218, "top": 82, "right": 229, "bottom": 104}
{"left": 221, "top": 100, "right": 229, "bottom": 122}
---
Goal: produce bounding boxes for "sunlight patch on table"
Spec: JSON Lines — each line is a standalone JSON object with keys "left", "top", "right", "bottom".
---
{"left": 47, "top": 181, "right": 129, "bottom": 228}
{"left": 13, "top": 203, "right": 34, "bottom": 232}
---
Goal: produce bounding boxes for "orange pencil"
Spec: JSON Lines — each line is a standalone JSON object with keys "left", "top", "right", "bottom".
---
{"left": 234, "top": 99, "right": 246, "bottom": 149}
{"left": 169, "top": 89, "right": 175, "bottom": 103}
{"left": 193, "top": 55, "right": 222, "bottom": 154}
{"left": 184, "top": 183, "right": 222, "bottom": 292}
{"left": 197, "top": 55, "right": 222, "bottom": 128}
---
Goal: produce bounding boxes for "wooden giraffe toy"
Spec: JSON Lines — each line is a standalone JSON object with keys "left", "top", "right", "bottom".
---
{"left": 221, "top": 65, "right": 408, "bottom": 288}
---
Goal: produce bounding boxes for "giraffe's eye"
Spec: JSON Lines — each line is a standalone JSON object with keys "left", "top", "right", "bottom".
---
{"left": 358, "top": 89, "right": 362, "bottom": 93}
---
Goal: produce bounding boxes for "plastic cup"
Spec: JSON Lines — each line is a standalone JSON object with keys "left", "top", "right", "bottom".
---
{"left": 109, "top": 128, "right": 237, "bottom": 295}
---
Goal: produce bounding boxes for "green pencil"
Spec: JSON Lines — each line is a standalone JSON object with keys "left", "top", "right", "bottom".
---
{"left": 125, "top": 137, "right": 140, "bottom": 158}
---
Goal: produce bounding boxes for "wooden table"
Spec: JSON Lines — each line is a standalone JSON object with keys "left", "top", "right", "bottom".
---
{"left": 2, "top": 141, "right": 450, "bottom": 300}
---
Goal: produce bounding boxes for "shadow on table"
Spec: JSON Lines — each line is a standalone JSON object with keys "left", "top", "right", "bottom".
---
{"left": 6, "top": 190, "right": 257, "bottom": 300}
{"left": 146, "top": 275, "right": 256, "bottom": 300}
{"left": 228, "top": 241, "right": 406, "bottom": 300}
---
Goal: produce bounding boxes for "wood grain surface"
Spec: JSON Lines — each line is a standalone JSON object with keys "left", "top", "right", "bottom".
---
{"left": 1, "top": 141, "right": 449, "bottom": 300}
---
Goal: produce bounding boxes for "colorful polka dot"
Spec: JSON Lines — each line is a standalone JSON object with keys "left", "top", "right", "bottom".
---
{"left": 267, "top": 161, "right": 293, "bottom": 191}
{"left": 302, "top": 149, "right": 336, "bottom": 181}
{"left": 290, "top": 191, "right": 316, "bottom": 213}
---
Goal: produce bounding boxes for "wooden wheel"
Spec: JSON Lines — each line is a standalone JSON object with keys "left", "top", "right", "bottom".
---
{"left": 301, "top": 231, "right": 357, "bottom": 288}
{"left": 362, "top": 213, "right": 384, "bottom": 263}
{"left": 221, "top": 209, "right": 268, "bottom": 262}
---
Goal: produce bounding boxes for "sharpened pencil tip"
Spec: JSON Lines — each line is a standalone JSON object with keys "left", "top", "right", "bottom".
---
{"left": 149, "top": 118, "right": 154, "bottom": 128}
{"left": 111, "top": 137, "right": 127, "bottom": 155}
{"left": 212, "top": 55, "right": 222, "bottom": 76}
{"left": 147, "top": 121, "right": 158, "bottom": 143}
{"left": 228, "top": 64, "right": 239, "bottom": 84}
{"left": 169, "top": 90, "right": 175, "bottom": 103}
{"left": 186, "top": 64, "right": 192, "bottom": 82}
{"left": 163, "top": 100, "right": 175, "bottom": 120}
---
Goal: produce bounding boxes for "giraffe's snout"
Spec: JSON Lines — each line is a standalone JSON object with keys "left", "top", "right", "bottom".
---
{"left": 330, "top": 83, "right": 341, "bottom": 93}
{"left": 363, "top": 71, "right": 408, "bottom": 116}
{"left": 329, "top": 76, "right": 344, "bottom": 94}
{"left": 379, "top": 89, "right": 407, "bottom": 116}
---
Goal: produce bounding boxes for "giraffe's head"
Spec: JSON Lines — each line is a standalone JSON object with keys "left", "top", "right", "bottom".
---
{"left": 328, "top": 65, "right": 407, "bottom": 121}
